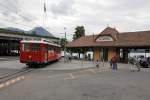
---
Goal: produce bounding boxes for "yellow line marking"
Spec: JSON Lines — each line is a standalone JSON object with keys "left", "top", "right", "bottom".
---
{"left": 5, "top": 81, "right": 11, "bottom": 86}
{"left": 0, "top": 76, "right": 26, "bottom": 90}
{"left": 10, "top": 79, "right": 16, "bottom": 84}
{"left": 16, "top": 77, "right": 21, "bottom": 81}
{"left": 64, "top": 67, "right": 111, "bottom": 80}
{"left": 64, "top": 73, "right": 75, "bottom": 80}
{"left": 0, "top": 84, "right": 4, "bottom": 88}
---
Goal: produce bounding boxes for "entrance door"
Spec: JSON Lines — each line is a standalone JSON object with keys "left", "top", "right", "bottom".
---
{"left": 93, "top": 48, "right": 101, "bottom": 61}
{"left": 44, "top": 44, "right": 48, "bottom": 63}
{"left": 101, "top": 48, "right": 108, "bottom": 61}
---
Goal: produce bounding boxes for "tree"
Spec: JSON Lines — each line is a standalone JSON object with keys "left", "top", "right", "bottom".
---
{"left": 72, "top": 26, "right": 85, "bottom": 59}
{"left": 73, "top": 26, "right": 85, "bottom": 40}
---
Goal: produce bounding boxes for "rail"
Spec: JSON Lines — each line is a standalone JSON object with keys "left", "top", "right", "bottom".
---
{"left": 0, "top": 67, "right": 33, "bottom": 84}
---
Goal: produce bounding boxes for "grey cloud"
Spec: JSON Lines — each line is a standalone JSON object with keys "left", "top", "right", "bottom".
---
{"left": 0, "top": 0, "right": 38, "bottom": 27}
{"left": 19, "top": 13, "right": 37, "bottom": 22}
{"left": 0, "top": 0, "right": 22, "bottom": 22}
{"left": 74, "top": 0, "right": 150, "bottom": 32}
{"left": 49, "top": 0, "right": 75, "bottom": 16}
{"left": 0, "top": 0, "right": 150, "bottom": 38}
{"left": 0, "top": 0, "right": 19, "bottom": 14}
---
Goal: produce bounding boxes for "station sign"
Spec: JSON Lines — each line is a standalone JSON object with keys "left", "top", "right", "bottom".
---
{"left": 96, "top": 36, "right": 114, "bottom": 42}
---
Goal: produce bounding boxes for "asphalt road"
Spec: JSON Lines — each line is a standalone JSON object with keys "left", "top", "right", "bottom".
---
{"left": 0, "top": 58, "right": 150, "bottom": 100}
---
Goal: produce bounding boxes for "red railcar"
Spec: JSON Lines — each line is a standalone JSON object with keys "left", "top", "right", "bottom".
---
{"left": 20, "top": 39, "right": 61, "bottom": 67}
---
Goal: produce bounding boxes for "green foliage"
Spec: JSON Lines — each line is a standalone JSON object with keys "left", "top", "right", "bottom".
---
{"left": 73, "top": 26, "right": 85, "bottom": 40}
{"left": 68, "top": 26, "right": 85, "bottom": 54}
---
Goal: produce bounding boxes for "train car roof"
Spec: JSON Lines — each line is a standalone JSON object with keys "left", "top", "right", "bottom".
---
{"left": 20, "top": 40, "right": 61, "bottom": 47}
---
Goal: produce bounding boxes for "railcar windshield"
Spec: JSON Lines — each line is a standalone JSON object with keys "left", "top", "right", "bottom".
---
{"left": 32, "top": 43, "right": 40, "bottom": 51}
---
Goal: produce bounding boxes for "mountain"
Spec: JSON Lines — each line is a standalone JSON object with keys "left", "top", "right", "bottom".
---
{"left": 3, "top": 27, "right": 55, "bottom": 37}
{"left": 6, "top": 27, "right": 26, "bottom": 33}
{"left": 29, "top": 27, "right": 54, "bottom": 37}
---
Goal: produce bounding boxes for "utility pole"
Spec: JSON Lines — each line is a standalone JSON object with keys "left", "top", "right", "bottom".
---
{"left": 64, "top": 27, "right": 67, "bottom": 62}
{"left": 61, "top": 28, "right": 73, "bottom": 62}
{"left": 43, "top": 0, "right": 47, "bottom": 28}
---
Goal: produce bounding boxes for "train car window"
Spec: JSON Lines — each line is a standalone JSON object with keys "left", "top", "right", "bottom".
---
{"left": 48, "top": 46, "right": 54, "bottom": 52}
{"left": 32, "top": 43, "right": 40, "bottom": 51}
{"left": 23, "top": 43, "right": 30, "bottom": 51}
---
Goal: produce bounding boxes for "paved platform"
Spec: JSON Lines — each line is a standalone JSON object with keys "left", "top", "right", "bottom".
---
{"left": 0, "top": 56, "right": 19, "bottom": 61}
{"left": 0, "top": 60, "right": 26, "bottom": 69}
{"left": 41, "top": 59, "right": 96, "bottom": 70}
{"left": 0, "top": 58, "right": 150, "bottom": 100}
{"left": 0, "top": 63, "right": 150, "bottom": 100}
{"left": 0, "top": 58, "right": 149, "bottom": 72}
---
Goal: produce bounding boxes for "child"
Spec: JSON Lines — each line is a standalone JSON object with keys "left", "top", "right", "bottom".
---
{"left": 96, "top": 59, "right": 99, "bottom": 68}
{"left": 109, "top": 59, "right": 112, "bottom": 69}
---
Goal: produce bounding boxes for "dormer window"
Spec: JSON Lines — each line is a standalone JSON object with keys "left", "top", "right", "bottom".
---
{"left": 96, "top": 36, "right": 114, "bottom": 42}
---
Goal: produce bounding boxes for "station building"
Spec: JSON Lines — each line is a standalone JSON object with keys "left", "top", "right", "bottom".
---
{"left": 67, "top": 27, "right": 150, "bottom": 63}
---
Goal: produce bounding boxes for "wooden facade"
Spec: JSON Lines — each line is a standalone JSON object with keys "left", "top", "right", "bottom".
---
{"left": 67, "top": 27, "right": 150, "bottom": 63}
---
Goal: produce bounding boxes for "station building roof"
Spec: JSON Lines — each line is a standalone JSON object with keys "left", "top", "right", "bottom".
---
{"left": 67, "top": 27, "right": 150, "bottom": 48}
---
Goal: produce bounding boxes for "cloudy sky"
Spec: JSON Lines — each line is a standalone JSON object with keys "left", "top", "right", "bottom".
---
{"left": 0, "top": 0, "right": 150, "bottom": 40}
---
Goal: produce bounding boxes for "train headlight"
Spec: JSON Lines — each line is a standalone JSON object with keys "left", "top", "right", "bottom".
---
{"left": 29, "top": 55, "right": 32, "bottom": 59}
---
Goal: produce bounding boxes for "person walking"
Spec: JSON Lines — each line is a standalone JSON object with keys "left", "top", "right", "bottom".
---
{"left": 111, "top": 56, "right": 118, "bottom": 70}
{"left": 136, "top": 57, "right": 141, "bottom": 72}
{"left": 68, "top": 54, "right": 72, "bottom": 62}
{"left": 128, "top": 57, "right": 135, "bottom": 72}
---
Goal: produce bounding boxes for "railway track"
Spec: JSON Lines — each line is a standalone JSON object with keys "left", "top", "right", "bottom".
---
{"left": 0, "top": 67, "right": 33, "bottom": 84}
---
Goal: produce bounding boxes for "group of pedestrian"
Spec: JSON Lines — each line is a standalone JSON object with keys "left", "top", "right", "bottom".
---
{"left": 95, "top": 55, "right": 141, "bottom": 72}
{"left": 95, "top": 56, "right": 118, "bottom": 70}
{"left": 128, "top": 57, "right": 141, "bottom": 72}
{"left": 64, "top": 53, "right": 72, "bottom": 62}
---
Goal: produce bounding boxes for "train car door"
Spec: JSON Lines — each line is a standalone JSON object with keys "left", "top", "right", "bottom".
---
{"left": 44, "top": 44, "right": 48, "bottom": 63}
